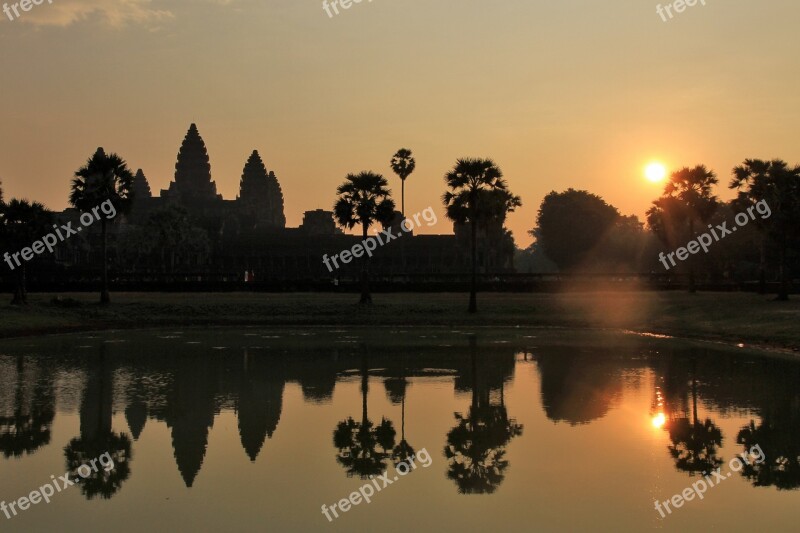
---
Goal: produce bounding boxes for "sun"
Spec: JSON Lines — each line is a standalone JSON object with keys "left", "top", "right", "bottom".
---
{"left": 645, "top": 162, "right": 667, "bottom": 183}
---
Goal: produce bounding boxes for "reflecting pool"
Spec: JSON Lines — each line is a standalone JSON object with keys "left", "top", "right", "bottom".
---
{"left": 0, "top": 328, "right": 798, "bottom": 531}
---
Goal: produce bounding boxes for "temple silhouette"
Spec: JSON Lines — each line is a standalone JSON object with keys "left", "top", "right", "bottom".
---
{"left": 50, "top": 123, "right": 515, "bottom": 283}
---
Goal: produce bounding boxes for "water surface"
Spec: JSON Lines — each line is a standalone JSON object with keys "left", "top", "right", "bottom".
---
{"left": 0, "top": 328, "right": 798, "bottom": 531}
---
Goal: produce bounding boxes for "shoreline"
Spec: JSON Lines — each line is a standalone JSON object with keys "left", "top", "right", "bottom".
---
{"left": 0, "top": 291, "right": 798, "bottom": 354}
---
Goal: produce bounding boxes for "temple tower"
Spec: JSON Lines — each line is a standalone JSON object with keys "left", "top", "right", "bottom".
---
{"left": 132, "top": 169, "right": 152, "bottom": 200}
{"left": 163, "top": 124, "right": 221, "bottom": 208}
{"left": 237, "top": 150, "right": 286, "bottom": 228}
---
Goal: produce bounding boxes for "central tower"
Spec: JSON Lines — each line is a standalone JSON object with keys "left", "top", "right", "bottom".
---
{"left": 163, "top": 123, "right": 222, "bottom": 208}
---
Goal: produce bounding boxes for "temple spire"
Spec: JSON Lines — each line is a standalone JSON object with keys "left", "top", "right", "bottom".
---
{"left": 238, "top": 150, "right": 286, "bottom": 228}
{"left": 165, "top": 123, "right": 221, "bottom": 207}
{"left": 132, "top": 169, "right": 152, "bottom": 200}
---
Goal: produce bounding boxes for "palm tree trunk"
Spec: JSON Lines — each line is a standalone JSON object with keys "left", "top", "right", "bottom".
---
{"left": 469, "top": 219, "right": 478, "bottom": 313}
{"left": 758, "top": 234, "right": 767, "bottom": 295}
{"left": 470, "top": 336, "right": 478, "bottom": 412}
{"left": 361, "top": 354, "right": 369, "bottom": 425}
{"left": 401, "top": 179, "right": 405, "bottom": 218}
{"left": 11, "top": 264, "right": 26, "bottom": 305}
{"left": 777, "top": 235, "right": 789, "bottom": 301}
{"left": 359, "top": 223, "right": 371, "bottom": 304}
{"left": 101, "top": 220, "right": 110, "bottom": 304}
{"left": 688, "top": 218, "right": 696, "bottom": 294}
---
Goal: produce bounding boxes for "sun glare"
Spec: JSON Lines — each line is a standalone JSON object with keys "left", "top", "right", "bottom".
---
{"left": 645, "top": 162, "right": 667, "bottom": 183}
{"left": 651, "top": 413, "right": 666, "bottom": 429}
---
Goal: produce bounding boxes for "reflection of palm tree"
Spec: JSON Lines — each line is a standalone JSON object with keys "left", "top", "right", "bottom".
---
{"left": 333, "top": 353, "right": 396, "bottom": 478}
{"left": 0, "top": 357, "right": 55, "bottom": 458}
{"left": 737, "top": 417, "right": 800, "bottom": 489}
{"left": 444, "top": 337, "right": 522, "bottom": 494}
{"left": 64, "top": 352, "right": 132, "bottom": 500}
{"left": 665, "top": 365, "right": 722, "bottom": 475}
{"left": 386, "top": 371, "right": 415, "bottom": 467}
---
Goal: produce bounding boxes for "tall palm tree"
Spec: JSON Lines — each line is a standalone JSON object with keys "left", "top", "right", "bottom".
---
{"left": 64, "top": 350, "right": 132, "bottom": 500}
{"left": 390, "top": 149, "right": 415, "bottom": 217}
{"left": 70, "top": 147, "right": 134, "bottom": 304}
{"left": 646, "top": 165, "right": 719, "bottom": 293}
{"left": 1, "top": 199, "right": 53, "bottom": 305}
{"left": 444, "top": 337, "right": 522, "bottom": 493}
{"left": 332, "top": 353, "right": 396, "bottom": 478}
{"left": 665, "top": 367, "right": 723, "bottom": 475}
{"left": 442, "top": 158, "right": 521, "bottom": 313}
{"left": 333, "top": 172, "right": 395, "bottom": 304}
{"left": 730, "top": 159, "right": 800, "bottom": 301}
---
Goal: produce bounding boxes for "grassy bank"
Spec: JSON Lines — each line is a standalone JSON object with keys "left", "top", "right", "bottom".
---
{"left": 0, "top": 291, "right": 798, "bottom": 351}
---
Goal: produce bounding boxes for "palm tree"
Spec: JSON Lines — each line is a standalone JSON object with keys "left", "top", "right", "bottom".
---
{"left": 665, "top": 369, "right": 723, "bottom": 476}
{"left": 386, "top": 369, "right": 415, "bottom": 467}
{"left": 1, "top": 199, "right": 53, "bottom": 305}
{"left": 332, "top": 353, "right": 396, "bottom": 478}
{"left": 646, "top": 165, "right": 719, "bottom": 293}
{"left": 0, "top": 357, "right": 55, "bottom": 458}
{"left": 64, "top": 351, "right": 132, "bottom": 500}
{"left": 442, "top": 158, "right": 521, "bottom": 313}
{"left": 70, "top": 147, "right": 134, "bottom": 304}
{"left": 390, "top": 149, "right": 415, "bottom": 217}
{"left": 730, "top": 159, "right": 800, "bottom": 301}
{"left": 444, "top": 337, "right": 522, "bottom": 493}
{"left": 333, "top": 172, "right": 395, "bottom": 304}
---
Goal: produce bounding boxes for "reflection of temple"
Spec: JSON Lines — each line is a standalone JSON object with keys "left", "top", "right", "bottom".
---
{"left": 236, "top": 351, "right": 285, "bottom": 462}
{"left": 6, "top": 334, "right": 800, "bottom": 497}
{"left": 52, "top": 123, "right": 515, "bottom": 280}
{"left": 155, "top": 356, "right": 219, "bottom": 488}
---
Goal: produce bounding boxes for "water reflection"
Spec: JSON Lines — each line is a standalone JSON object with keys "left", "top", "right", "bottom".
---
{"left": 63, "top": 349, "right": 132, "bottom": 499}
{"left": 0, "top": 329, "right": 799, "bottom": 509}
{"left": 0, "top": 356, "right": 54, "bottom": 459}
{"left": 444, "top": 337, "right": 522, "bottom": 494}
{"left": 663, "top": 357, "right": 723, "bottom": 476}
{"left": 333, "top": 351, "right": 397, "bottom": 479}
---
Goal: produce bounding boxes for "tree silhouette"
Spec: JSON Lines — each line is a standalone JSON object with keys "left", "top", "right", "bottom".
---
{"left": 333, "top": 172, "right": 396, "bottom": 304}
{"left": 70, "top": 147, "right": 134, "bottom": 304}
{"left": 390, "top": 148, "right": 415, "bottom": 217}
{"left": 0, "top": 357, "right": 55, "bottom": 458}
{"left": 333, "top": 353, "right": 396, "bottom": 478}
{"left": 647, "top": 165, "right": 719, "bottom": 293}
{"left": 385, "top": 373, "right": 415, "bottom": 467}
{"left": 64, "top": 353, "right": 132, "bottom": 500}
{"left": 664, "top": 362, "right": 723, "bottom": 476}
{"left": 736, "top": 414, "right": 800, "bottom": 490}
{"left": 123, "top": 204, "right": 210, "bottom": 273}
{"left": 533, "top": 189, "right": 620, "bottom": 272}
{"left": 444, "top": 337, "right": 523, "bottom": 493}
{"left": 443, "top": 158, "right": 521, "bottom": 313}
{"left": 0, "top": 199, "right": 53, "bottom": 305}
{"left": 730, "top": 159, "right": 800, "bottom": 301}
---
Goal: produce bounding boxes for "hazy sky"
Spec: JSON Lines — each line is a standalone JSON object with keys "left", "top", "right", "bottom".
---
{"left": 1, "top": 0, "right": 799, "bottom": 246}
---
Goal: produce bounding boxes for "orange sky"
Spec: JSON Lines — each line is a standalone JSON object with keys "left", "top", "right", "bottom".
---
{"left": 1, "top": 0, "right": 799, "bottom": 247}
